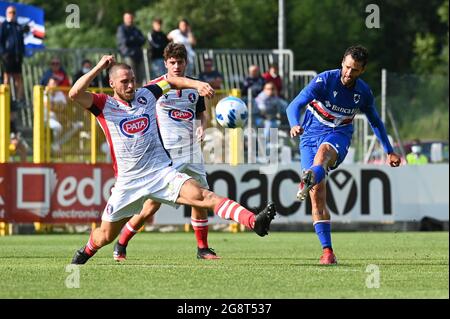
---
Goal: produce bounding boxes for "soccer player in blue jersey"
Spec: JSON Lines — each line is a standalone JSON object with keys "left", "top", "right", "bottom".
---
{"left": 286, "top": 45, "right": 401, "bottom": 265}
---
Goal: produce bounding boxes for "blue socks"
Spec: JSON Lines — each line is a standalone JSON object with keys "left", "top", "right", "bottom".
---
{"left": 314, "top": 221, "right": 332, "bottom": 249}
{"left": 310, "top": 165, "right": 326, "bottom": 185}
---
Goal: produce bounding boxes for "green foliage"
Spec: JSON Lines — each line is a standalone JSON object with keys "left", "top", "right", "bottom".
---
{"left": 413, "top": 0, "right": 449, "bottom": 76}
{"left": 44, "top": 22, "right": 114, "bottom": 49}
{"left": 387, "top": 73, "right": 449, "bottom": 140}
{"left": 413, "top": 33, "right": 440, "bottom": 74}
{"left": 22, "top": 0, "right": 150, "bottom": 34}
{"left": 134, "top": 0, "right": 278, "bottom": 49}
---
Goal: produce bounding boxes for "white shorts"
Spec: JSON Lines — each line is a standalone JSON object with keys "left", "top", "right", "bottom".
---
{"left": 101, "top": 166, "right": 192, "bottom": 222}
{"left": 173, "top": 162, "right": 209, "bottom": 189}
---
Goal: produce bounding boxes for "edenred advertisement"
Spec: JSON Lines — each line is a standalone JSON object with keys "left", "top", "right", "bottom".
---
{"left": 0, "top": 164, "right": 115, "bottom": 223}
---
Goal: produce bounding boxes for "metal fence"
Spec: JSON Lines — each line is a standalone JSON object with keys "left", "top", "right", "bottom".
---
{"left": 31, "top": 86, "right": 242, "bottom": 164}
{"left": 20, "top": 47, "right": 314, "bottom": 105}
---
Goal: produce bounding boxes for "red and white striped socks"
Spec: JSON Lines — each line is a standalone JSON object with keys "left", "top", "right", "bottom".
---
{"left": 84, "top": 232, "right": 100, "bottom": 256}
{"left": 118, "top": 222, "right": 139, "bottom": 246}
{"left": 214, "top": 198, "right": 255, "bottom": 229}
{"left": 191, "top": 218, "right": 209, "bottom": 249}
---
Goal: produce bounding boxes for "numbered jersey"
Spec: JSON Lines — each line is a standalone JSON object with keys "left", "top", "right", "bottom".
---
{"left": 150, "top": 75, "right": 206, "bottom": 163}
{"left": 88, "top": 82, "right": 172, "bottom": 182}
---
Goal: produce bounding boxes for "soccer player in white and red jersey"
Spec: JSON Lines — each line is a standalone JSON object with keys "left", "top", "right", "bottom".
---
{"left": 69, "top": 55, "right": 276, "bottom": 265}
{"left": 113, "top": 43, "right": 220, "bottom": 260}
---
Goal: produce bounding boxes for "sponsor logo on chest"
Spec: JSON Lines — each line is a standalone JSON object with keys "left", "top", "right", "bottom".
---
{"left": 325, "top": 100, "right": 358, "bottom": 115}
{"left": 168, "top": 109, "right": 194, "bottom": 121}
{"left": 119, "top": 114, "right": 150, "bottom": 137}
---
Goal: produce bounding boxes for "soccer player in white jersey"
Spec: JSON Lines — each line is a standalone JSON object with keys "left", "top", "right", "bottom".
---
{"left": 69, "top": 55, "right": 277, "bottom": 264}
{"left": 113, "top": 43, "right": 219, "bottom": 260}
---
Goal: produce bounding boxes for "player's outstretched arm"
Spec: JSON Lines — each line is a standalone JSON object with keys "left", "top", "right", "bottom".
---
{"left": 166, "top": 77, "right": 215, "bottom": 98}
{"left": 68, "top": 55, "right": 115, "bottom": 109}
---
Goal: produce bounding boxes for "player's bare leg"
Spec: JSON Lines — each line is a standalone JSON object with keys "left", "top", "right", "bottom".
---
{"left": 114, "top": 200, "right": 161, "bottom": 261}
{"left": 71, "top": 218, "right": 130, "bottom": 264}
{"left": 305, "top": 144, "right": 338, "bottom": 265}
{"left": 191, "top": 206, "right": 220, "bottom": 259}
{"left": 177, "top": 179, "right": 276, "bottom": 237}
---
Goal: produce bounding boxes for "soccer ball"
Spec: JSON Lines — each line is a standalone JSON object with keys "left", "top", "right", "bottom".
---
{"left": 215, "top": 96, "right": 248, "bottom": 128}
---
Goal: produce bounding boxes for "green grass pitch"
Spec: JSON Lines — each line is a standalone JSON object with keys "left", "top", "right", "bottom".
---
{"left": 0, "top": 231, "right": 448, "bottom": 298}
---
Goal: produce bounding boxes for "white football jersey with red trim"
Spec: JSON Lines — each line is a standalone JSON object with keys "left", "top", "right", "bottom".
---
{"left": 90, "top": 83, "right": 171, "bottom": 181}
{"left": 150, "top": 75, "right": 205, "bottom": 163}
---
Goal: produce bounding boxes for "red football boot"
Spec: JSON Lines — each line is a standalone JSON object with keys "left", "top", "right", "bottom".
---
{"left": 320, "top": 248, "right": 337, "bottom": 265}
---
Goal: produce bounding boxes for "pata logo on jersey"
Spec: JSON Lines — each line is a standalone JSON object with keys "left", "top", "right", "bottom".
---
{"left": 119, "top": 114, "right": 150, "bottom": 138}
{"left": 169, "top": 109, "right": 194, "bottom": 122}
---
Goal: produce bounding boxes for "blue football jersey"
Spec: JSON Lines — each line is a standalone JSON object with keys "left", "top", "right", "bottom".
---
{"left": 286, "top": 69, "right": 393, "bottom": 154}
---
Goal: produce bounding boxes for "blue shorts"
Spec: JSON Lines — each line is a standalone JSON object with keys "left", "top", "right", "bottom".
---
{"left": 299, "top": 131, "right": 352, "bottom": 171}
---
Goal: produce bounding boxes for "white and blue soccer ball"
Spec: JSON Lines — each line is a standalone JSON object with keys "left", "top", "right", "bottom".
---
{"left": 215, "top": 96, "right": 248, "bottom": 128}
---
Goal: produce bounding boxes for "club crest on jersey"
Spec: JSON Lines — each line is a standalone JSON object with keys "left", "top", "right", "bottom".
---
{"left": 137, "top": 96, "right": 147, "bottom": 105}
{"left": 169, "top": 109, "right": 194, "bottom": 121}
{"left": 119, "top": 114, "right": 150, "bottom": 138}
{"left": 188, "top": 92, "right": 197, "bottom": 103}
{"left": 354, "top": 94, "right": 361, "bottom": 104}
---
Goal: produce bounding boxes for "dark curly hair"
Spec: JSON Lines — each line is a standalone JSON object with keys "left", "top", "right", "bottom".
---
{"left": 343, "top": 45, "right": 369, "bottom": 67}
{"left": 163, "top": 42, "right": 187, "bottom": 62}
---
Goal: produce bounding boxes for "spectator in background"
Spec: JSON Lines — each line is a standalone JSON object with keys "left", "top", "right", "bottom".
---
{"left": 199, "top": 58, "right": 223, "bottom": 90}
{"left": 262, "top": 63, "right": 283, "bottom": 97}
{"left": 40, "top": 57, "right": 71, "bottom": 87}
{"left": 73, "top": 59, "right": 108, "bottom": 88}
{"left": 406, "top": 139, "right": 429, "bottom": 165}
{"left": 148, "top": 17, "right": 168, "bottom": 78}
{"left": 44, "top": 77, "right": 65, "bottom": 148}
{"left": 167, "top": 19, "right": 196, "bottom": 76}
{"left": 44, "top": 77, "right": 83, "bottom": 153}
{"left": 255, "top": 81, "right": 288, "bottom": 139}
{"left": 241, "top": 65, "right": 265, "bottom": 100}
{"left": 116, "top": 12, "right": 146, "bottom": 85}
{"left": 0, "top": 5, "right": 28, "bottom": 107}
{"left": 9, "top": 131, "right": 28, "bottom": 162}
{"left": 241, "top": 65, "right": 265, "bottom": 125}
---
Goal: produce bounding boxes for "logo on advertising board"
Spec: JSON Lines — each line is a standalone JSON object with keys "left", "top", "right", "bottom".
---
{"left": 326, "top": 170, "right": 357, "bottom": 215}
{"left": 201, "top": 168, "right": 392, "bottom": 218}
{"left": 2, "top": 164, "right": 116, "bottom": 223}
{"left": 119, "top": 114, "right": 150, "bottom": 138}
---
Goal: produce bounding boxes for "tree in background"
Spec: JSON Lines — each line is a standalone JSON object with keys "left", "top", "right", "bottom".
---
{"left": 133, "top": 0, "right": 278, "bottom": 49}
{"left": 413, "top": 0, "right": 448, "bottom": 76}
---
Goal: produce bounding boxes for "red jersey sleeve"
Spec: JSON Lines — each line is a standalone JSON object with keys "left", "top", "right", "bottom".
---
{"left": 88, "top": 93, "right": 108, "bottom": 116}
